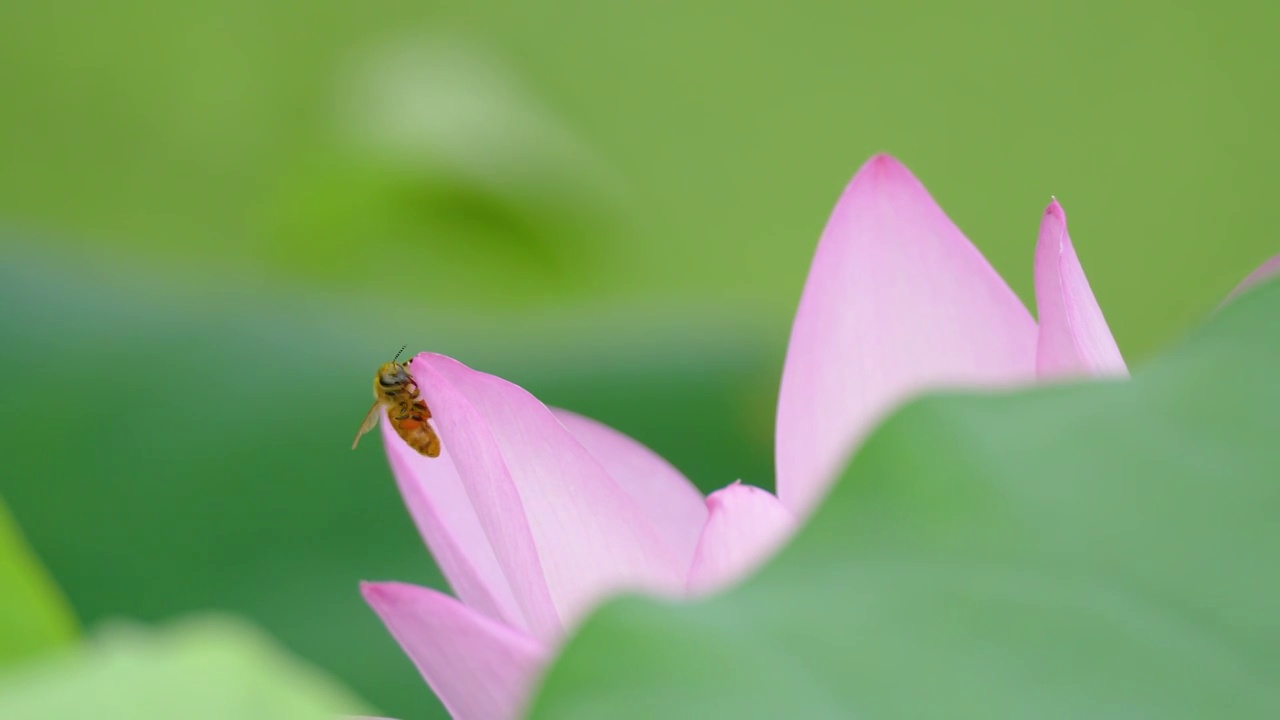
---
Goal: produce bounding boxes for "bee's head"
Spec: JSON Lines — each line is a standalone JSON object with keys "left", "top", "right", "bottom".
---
{"left": 377, "top": 361, "right": 410, "bottom": 388}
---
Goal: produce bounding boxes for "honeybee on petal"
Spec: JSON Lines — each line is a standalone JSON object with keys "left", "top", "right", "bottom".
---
{"left": 352, "top": 345, "right": 441, "bottom": 458}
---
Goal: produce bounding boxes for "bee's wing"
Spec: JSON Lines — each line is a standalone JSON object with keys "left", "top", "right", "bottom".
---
{"left": 352, "top": 401, "right": 382, "bottom": 450}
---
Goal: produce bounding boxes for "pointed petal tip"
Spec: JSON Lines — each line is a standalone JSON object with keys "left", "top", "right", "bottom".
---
{"left": 1037, "top": 199, "right": 1069, "bottom": 256}
{"left": 410, "top": 351, "right": 465, "bottom": 377}
{"left": 851, "top": 153, "right": 913, "bottom": 187}
{"left": 1044, "top": 198, "right": 1066, "bottom": 222}
{"left": 1033, "top": 200, "right": 1127, "bottom": 379}
{"left": 687, "top": 484, "right": 795, "bottom": 596}
{"left": 704, "top": 481, "right": 762, "bottom": 512}
{"left": 360, "top": 580, "right": 400, "bottom": 604}
{"left": 865, "top": 152, "right": 904, "bottom": 169}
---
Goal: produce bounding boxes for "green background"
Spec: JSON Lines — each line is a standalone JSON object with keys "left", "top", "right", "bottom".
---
{"left": 1, "top": 1, "right": 1275, "bottom": 717}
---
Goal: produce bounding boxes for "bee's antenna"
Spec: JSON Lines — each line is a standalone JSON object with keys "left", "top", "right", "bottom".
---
{"left": 392, "top": 344, "right": 407, "bottom": 363}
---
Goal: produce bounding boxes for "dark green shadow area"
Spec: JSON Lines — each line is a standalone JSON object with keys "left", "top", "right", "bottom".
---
{"left": 531, "top": 280, "right": 1280, "bottom": 718}
{"left": 0, "top": 251, "right": 776, "bottom": 719}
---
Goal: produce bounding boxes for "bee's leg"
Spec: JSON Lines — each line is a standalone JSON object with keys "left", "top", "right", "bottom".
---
{"left": 406, "top": 384, "right": 431, "bottom": 418}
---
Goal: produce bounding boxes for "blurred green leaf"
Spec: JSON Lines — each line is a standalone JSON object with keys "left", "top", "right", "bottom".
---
{"left": 0, "top": 8, "right": 627, "bottom": 309}
{"left": 531, "top": 280, "right": 1280, "bottom": 719}
{"left": 0, "top": 500, "right": 77, "bottom": 668}
{"left": 0, "top": 615, "right": 370, "bottom": 719}
{"left": 262, "top": 29, "right": 625, "bottom": 303}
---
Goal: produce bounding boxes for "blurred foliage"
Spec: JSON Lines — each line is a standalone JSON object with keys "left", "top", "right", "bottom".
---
{"left": 0, "top": 0, "right": 1277, "bottom": 717}
{"left": 0, "top": 9, "right": 623, "bottom": 309}
{"left": 2, "top": 1, "right": 1277, "bottom": 354}
{"left": 0, "top": 615, "right": 370, "bottom": 718}
{"left": 532, "top": 280, "right": 1280, "bottom": 719}
{"left": 0, "top": 501, "right": 77, "bottom": 668}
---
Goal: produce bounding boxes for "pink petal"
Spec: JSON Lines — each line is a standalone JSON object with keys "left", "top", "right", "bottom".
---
{"left": 553, "top": 408, "right": 708, "bottom": 571}
{"left": 1034, "top": 200, "right": 1128, "bottom": 379}
{"left": 1224, "top": 254, "right": 1280, "bottom": 304}
{"left": 777, "top": 154, "right": 1037, "bottom": 515}
{"left": 410, "top": 354, "right": 685, "bottom": 639}
{"left": 686, "top": 483, "right": 794, "bottom": 596}
{"left": 362, "top": 582, "right": 546, "bottom": 720}
{"left": 381, "top": 419, "right": 525, "bottom": 631}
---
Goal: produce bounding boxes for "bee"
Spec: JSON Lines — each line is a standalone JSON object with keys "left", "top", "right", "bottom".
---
{"left": 352, "top": 345, "right": 441, "bottom": 458}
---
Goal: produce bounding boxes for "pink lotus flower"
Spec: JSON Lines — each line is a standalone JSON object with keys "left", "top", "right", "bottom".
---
{"left": 361, "top": 154, "right": 1278, "bottom": 719}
